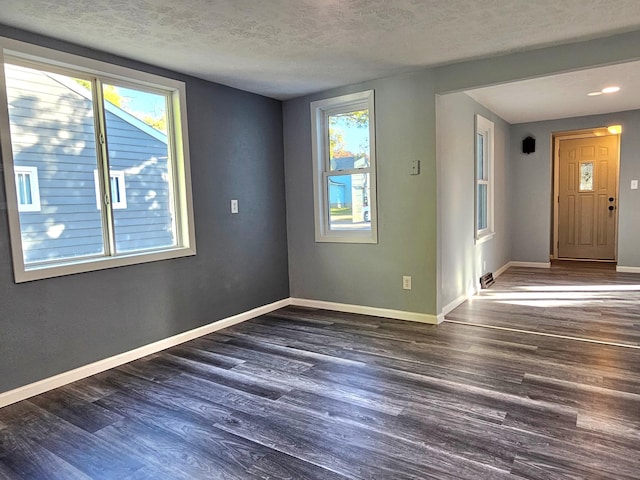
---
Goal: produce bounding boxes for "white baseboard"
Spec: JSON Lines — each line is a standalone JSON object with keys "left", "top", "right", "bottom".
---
{"left": 494, "top": 261, "right": 512, "bottom": 278}
{"left": 508, "top": 261, "right": 551, "bottom": 269}
{"left": 0, "top": 298, "right": 290, "bottom": 409}
{"left": 290, "top": 298, "right": 440, "bottom": 325}
{"left": 617, "top": 266, "right": 640, "bottom": 273}
{"left": 441, "top": 292, "right": 472, "bottom": 317}
{"left": 0, "top": 295, "right": 455, "bottom": 407}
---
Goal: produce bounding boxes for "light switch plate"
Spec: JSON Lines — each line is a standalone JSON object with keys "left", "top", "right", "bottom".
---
{"left": 410, "top": 160, "right": 420, "bottom": 175}
{"left": 231, "top": 199, "right": 239, "bottom": 213}
{"left": 631, "top": 179, "right": 638, "bottom": 190}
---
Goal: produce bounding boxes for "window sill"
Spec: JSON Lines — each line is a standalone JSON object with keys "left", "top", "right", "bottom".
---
{"left": 15, "top": 246, "right": 196, "bottom": 283}
{"left": 475, "top": 232, "right": 495, "bottom": 245}
{"left": 315, "top": 234, "right": 378, "bottom": 244}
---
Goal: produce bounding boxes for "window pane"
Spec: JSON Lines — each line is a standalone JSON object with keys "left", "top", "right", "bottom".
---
{"left": 476, "top": 133, "right": 485, "bottom": 180}
{"left": 327, "top": 173, "right": 371, "bottom": 231}
{"left": 17, "top": 173, "right": 31, "bottom": 205}
{"left": 5, "top": 63, "right": 105, "bottom": 264}
{"left": 477, "top": 183, "right": 488, "bottom": 230}
{"left": 110, "top": 175, "right": 120, "bottom": 203}
{"left": 579, "top": 162, "right": 594, "bottom": 191}
{"left": 328, "top": 109, "right": 369, "bottom": 171}
{"left": 102, "top": 84, "right": 176, "bottom": 253}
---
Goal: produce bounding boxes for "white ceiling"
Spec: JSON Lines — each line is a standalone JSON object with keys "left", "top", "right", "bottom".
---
{"left": 2, "top": 0, "right": 640, "bottom": 102}
{"left": 466, "top": 61, "right": 640, "bottom": 124}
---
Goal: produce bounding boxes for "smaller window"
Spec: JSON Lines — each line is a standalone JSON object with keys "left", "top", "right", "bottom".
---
{"left": 311, "top": 90, "right": 377, "bottom": 243}
{"left": 14, "top": 166, "right": 41, "bottom": 212}
{"left": 475, "top": 115, "right": 494, "bottom": 242}
{"left": 94, "top": 170, "right": 127, "bottom": 210}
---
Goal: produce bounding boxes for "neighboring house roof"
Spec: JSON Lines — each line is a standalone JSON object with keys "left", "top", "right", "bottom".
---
{"left": 48, "top": 72, "right": 168, "bottom": 144}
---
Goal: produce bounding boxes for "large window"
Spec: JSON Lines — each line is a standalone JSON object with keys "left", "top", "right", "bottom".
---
{"left": 0, "top": 39, "right": 195, "bottom": 282}
{"left": 311, "top": 90, "right": 377, "bottom": 243}
{"left": 475, "top": 114, "right": 494, "bottom": 242}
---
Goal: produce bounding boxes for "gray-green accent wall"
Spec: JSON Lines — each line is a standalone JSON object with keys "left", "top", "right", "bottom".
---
{"left": 437, "top": 92, "right": 512, "bottom": 310}
{"left": 284, "top": 71, "right": 438, "bottom": 316}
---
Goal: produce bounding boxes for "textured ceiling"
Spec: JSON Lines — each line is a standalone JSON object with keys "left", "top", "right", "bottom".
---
{"left": 1, "top": 1, "right": 640, "bottom": 100}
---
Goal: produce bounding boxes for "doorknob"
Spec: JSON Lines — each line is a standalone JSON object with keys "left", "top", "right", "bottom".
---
{"left": 609, "top": 197, "right": 615, "bottom": 202}
{"left": 609, "top": 205, "right": 616, "bottom": 211}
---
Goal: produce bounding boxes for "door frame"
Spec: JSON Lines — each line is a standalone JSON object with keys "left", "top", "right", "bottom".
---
{"left": 551, "top": 127, "right": 621, "bottom": 261}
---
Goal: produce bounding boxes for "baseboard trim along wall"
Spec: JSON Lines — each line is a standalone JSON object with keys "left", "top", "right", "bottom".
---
{"left": 508, "top": 261, "right": 551, "bottom": 268}
{"left": 440, "top": 261, "right": 512, "bottom": 320}
{"left": 0, "top": 297, "right": 442, "bottom": 407}
{"left": 0, "top": 298, "right": 291, "bottom": 409}
{"left": 493, "top": 261, "right": 512, "bottom": 278}
{"left": 617, "top": 266, "right": 640, "bottom": 273}
{"left": 442, "top": 293, "right": 471, "bottom": 318}
{"left": 290, "top": 298, "right": 441, "bottom": 325}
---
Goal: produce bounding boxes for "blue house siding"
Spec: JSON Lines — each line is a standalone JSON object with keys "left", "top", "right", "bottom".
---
{"left": 6, "top": 64, "right": 173, "bottom": 264}
{"left": 104, "top": 112, "right": 174, "bottom": 253}
{"left": 328, "top": 176, "right": 352, "bottom": 207}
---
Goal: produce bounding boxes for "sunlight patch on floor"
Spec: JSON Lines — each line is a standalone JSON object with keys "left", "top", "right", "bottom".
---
{"left": 467, "top": 284, "right": 640, "bottom": 307}
{"left": 517, "top": 285, "right": 640, "bottom": 292}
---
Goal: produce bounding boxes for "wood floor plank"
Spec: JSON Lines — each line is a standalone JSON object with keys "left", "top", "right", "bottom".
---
{"left": 247, "top": 452, "right": 352, "bottom": 480}
{"left": 95, "top": 418, "right": 259, "bottom": 480}
{"left": 0, "top": 429, "right": 92, "bottom": 480}
{"left": 0, "top": 401, "right": 143, "bottom": 479}
{"left": 29, "top": 388, "right": 123, "bottom": 434}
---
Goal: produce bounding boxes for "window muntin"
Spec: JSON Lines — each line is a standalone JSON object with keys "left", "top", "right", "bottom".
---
{"left": 311, "top": 90, "right": 377, "bottom": 243}
{"left": 0, "top": 39, "right": 196, "bottom": 282}
{"left": 13, "top": 166, "right": 41, "bottom": 212}
{"left": 475, "top": 115, "right": 494, "bottom": 242}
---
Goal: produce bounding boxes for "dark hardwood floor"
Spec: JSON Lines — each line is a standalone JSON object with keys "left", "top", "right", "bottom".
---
{"left": 447, "top": 261, "right": 640, "bottom": 347}
{"left": 2, "top": 298, "right": 640, "bottom": 478}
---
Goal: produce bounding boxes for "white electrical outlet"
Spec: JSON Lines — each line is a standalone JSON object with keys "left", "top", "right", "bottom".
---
{"left": 403, "top": 275, "right": 412, "bottom": 290}
{"left": 231, "top": 199, "right": 239, "bottom": 213}
{"left": 631, "top": 179, "right": 639, "bottom": 190}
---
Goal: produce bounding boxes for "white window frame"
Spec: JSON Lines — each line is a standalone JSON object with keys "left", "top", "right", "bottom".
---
{"left": 13, "top": 166, "right": 41, "bottom": 212}
{"left": 475, "top": 114, "right": 495, "bottom": 243}
{"left": 94, "top": 170, "right": 127, "bottom": 210}
{"left": 310, "top": 90, "right": 377, "bottom": 243}
{"left": 0, "top": 37, "right": 196, "bottom": 283}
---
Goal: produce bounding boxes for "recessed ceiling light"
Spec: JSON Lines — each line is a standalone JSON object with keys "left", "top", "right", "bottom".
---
{"left": 602, "top": 86, "right": 621, "bottom": 93}
{"left": 587, "top": 86, "right": 621, "bottom": 96}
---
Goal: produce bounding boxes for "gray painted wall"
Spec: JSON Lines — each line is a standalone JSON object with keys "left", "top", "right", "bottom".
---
{"left": 0, "top": 26, "right": 289, "bottom": 393}
{"left": 437, "top": 92, "right": 511, "bottom": 309}
{"left": 284, "top": 71, "right": 438, "bottom": 316}
{"left": 510, "top": 110, "right": 640, "bottom": 267}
